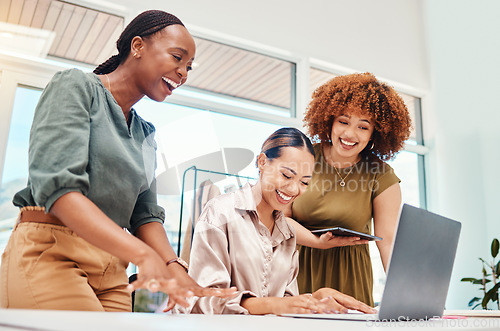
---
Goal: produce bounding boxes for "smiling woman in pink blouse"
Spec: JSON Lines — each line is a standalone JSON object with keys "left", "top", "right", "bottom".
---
{"left": 182, "top": 128, "right": 375, "bottom": 315}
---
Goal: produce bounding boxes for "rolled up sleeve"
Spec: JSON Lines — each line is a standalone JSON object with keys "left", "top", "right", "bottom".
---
{"left": 28, "top": 69, "right": 92, "bottom": 211}
{"left": 129, "top": 183, "right": 165, "bottom": 234}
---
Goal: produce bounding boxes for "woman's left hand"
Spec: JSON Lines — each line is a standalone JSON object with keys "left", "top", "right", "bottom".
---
{"left": 317, "top": 232, "right": 369, "bottom": 249}
{"left": 312, "top": 288, "right": 377, "bottom": 314}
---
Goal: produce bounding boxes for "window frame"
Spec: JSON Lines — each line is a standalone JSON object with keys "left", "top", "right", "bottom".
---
{"left": 0, "top": 30, "right": 429, "bottom": 207}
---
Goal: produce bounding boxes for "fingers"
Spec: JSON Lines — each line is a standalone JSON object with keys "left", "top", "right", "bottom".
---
{"left": 147, "top": 278, "right": 160, "bottom": 292}
{"left": 329, "top": 290, "right": 377, "bottom": 314}
{"left": 331, "top": 236, "right": 368, "bottom": 246}
{"left": 163, "top": 298, "right": 176, "bottom": 312}
{"left": 128, "top": 278, "right": 193, "bottom": 307}
{"left": 319, "top": 296, "right": 348, "bottom": 314}
{"left": 319, "top": 232, "right": 333, "bottom": 241}
{"left": 339, "top": 296, "right": 377, "bottom": 314}
{"left": 296, "top": 293, "right": 336, "bottom": 314}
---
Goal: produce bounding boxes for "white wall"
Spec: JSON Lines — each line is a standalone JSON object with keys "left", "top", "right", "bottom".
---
{"left": 114, "top": 0, "right": 429, "bottom": 89}
{"left": 423, "top": 0, "right": 500, "bottom": 309}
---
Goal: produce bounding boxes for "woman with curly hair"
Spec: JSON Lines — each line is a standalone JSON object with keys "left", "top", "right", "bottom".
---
{"left": 285, "top": 72, "right": 412, "bottom": 306}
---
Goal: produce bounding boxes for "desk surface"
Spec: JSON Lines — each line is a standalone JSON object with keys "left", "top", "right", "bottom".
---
{"left": 0, "top": 309, "right": 499, "bottom": 331}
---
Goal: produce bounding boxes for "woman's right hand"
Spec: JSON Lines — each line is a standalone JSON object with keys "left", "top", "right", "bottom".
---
{"left": 127, "top": 253, "right": 194, "bottom": 308}
{"left": 278, "top": 294, "right": 338, "bottom": 314}
{"left": 161, "top": 262, "right": 238, "bottom": 312}
{"left": 316, "top": 232, "right": 369, "bottom": 249}
{"left": 245, "top": 294, "right": 337, "bottom": 315}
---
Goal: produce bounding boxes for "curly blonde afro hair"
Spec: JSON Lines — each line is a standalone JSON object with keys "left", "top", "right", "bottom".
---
{"left": 304, "top": 72, "right": 412, "bottom": 161}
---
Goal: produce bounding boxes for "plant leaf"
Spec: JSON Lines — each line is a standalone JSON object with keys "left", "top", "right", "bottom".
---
{"left": 461, "top": 277, "right": 480, "bottom": 283}
{"left": 478, "top": 279, "right": 491, "bottom": 285}
{"left": 496, "top": 261, "right": 500, "bottom": 276}
{"left": 482, "top": 283, "right": 500, "bottom": 308}
{"left": 482, "top": 292, "right": 492, "bottom": 309}
{"left": 492, "top": 238, "right": 499, "bottom": 258}
{"left": 468, "top": 297, "right": 481, "bottom": 307}
{"left": 489, "top": 282, "right": 500, "bottom": 293}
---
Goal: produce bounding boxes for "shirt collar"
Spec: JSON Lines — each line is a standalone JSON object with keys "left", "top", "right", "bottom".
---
{"left": 234, "top": 183, "right": 295, "bottom": 244}
{"left": 233, "top": 183, "right": 257, "bottom": 212}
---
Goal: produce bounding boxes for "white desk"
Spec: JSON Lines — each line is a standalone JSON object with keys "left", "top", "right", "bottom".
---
{"left": 0, "top": 309, "right": 499, "bottom": 331}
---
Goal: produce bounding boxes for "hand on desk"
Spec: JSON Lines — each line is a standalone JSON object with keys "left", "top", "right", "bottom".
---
{"left": 127, "top": 253, "right": 196, "bottom": 308}
{"left": 162, "top": 262, "right": 238, "bottom": 312}
{"left": 240, "top": 290, "right": 376, "bottom": 315}
{"left": 312, "top": 288, "right": 377, "bottom": 314}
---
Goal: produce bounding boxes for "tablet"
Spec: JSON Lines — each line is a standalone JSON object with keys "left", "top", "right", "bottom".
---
{"left": 311, "top": 227, "right": 382, "bottom": 241}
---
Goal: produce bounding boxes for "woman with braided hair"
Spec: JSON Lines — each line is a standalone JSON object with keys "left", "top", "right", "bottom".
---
{"left": 0, "top": 10, "right": 235, "bottom": 311}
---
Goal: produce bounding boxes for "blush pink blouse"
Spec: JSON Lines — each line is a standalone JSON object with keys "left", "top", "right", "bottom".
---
{"left": 184, "top": 184, "right": 299, "bottom": 314}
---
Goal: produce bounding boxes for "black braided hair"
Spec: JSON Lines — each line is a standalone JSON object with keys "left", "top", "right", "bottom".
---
{"left": 94, "top": 10, "right": 185, "bottom": 75}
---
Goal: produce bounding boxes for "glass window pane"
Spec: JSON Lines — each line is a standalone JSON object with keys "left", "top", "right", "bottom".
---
{"left": 388, "top": 151, "right": 422, "bottom": 207}
{"left": 371, "top": 150, "right": 423, "bottom": 304}
{"left": 0, "top": 86, "right": 41, "bottom": 260}
{"left": 134, "top": 98, "right": 281, "bottom": 252}
{"left": 186, "top": 37, "right": 295, "bottom": 115}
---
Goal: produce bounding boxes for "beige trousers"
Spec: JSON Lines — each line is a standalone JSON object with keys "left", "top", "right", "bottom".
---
{"left": 0, "top": 221, "right": 132, "bottom": 311}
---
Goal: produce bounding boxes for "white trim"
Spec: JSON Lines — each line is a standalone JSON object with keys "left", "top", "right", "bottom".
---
{"left": 166, "top": 88, "right": 301, "bottom": 128}
{"left": 0, "top": 51, "right": 88, "bottom": 76}
{"left": 186, "top": 24, "right": 303, "bottom": 64}
{"left": 404, "top": 143, "right": 429, "bottom": 155}
{"left": 295, "top": 57, "right": 310, "bottom": 128}
{"left": 309, "top": 57, "right": 428, "bottom": 98}
{"left": 61, "top": 0, "right": 130, "bottom": 18}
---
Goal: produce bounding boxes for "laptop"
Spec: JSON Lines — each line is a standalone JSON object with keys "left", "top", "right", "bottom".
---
{"left": 283, "top": 204, "right": 461, "bottom": 321}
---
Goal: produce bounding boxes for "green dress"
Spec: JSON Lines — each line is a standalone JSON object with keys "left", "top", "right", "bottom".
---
{"left": 291, "top": 144, "right": 400, "bottom": 306}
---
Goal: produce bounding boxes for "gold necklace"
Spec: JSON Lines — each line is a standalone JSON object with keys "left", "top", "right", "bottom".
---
{"left": 333, "top": 165, "right": 354, "bottom": 187}
{"left": 325, "top": 145, "right": 356, "bottom": 187}
{"left": 105, "top": 74, "right": 112, "bottom": 94}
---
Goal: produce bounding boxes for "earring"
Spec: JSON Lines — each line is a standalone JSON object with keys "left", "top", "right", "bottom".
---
{"left": 369, "top": 141, "right": 374, "bottom": 150}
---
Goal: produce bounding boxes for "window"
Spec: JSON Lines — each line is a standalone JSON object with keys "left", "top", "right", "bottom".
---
{"left": 185, "top": 37, "right": 296, "bottom": 117}
{"left": 134, "top": 97, "right": 280, "bottom": 251}
{"left": 0, "top": 86, "right": 41, "bottom": 257}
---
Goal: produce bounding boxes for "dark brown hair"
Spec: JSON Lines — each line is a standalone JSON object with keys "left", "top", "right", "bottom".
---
{"left": 260, "top": 127, "right": 315, "bottom": 164}
{"left": 94, "top": 10, "right": 184, "bottom": 75}
{"left": 304, "top": 72, "right": 412, "bottom": 161}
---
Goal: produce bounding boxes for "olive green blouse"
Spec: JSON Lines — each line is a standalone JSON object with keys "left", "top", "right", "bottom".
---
{"left": 13, "top": 69, "right": 165, "bottom": 234}
{"left": 291, "top": 144, "right": 400, "bottom": 306}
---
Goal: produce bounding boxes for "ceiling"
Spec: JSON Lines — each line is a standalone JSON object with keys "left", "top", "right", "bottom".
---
{"left": 0, "top": 0, "right": 417, "bottom": 125}
{"left": 0, "top": 0, "right": 123, "bottom": 65}
{"left": 0, "top": 0, "right": 294, "bottom": 110}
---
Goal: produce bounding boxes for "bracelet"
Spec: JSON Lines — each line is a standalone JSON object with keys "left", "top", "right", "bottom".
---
{"left": 166, "top": 257, "right": 189, "bottom": 272}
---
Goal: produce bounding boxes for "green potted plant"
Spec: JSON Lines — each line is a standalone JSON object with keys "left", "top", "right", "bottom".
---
{"left": 461, "top": 238, "right": 500, "bottom": 309}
